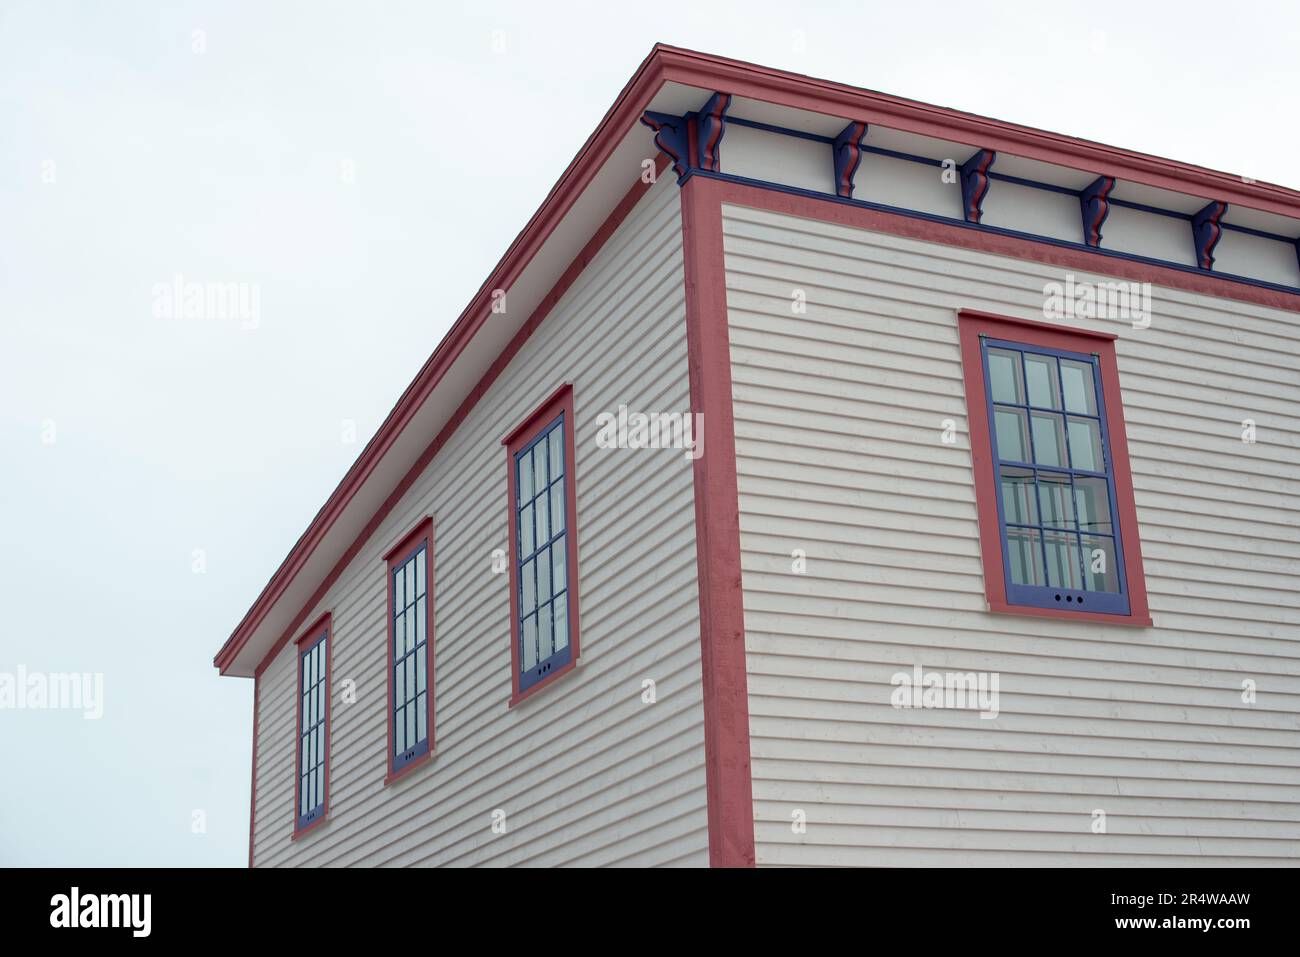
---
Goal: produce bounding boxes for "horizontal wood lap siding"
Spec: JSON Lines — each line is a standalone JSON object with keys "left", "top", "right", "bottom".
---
{"left": 251, "top": 176, "right": 709, "bottom": 867}
{"left": 722, "top": 202, "right": 1300, "bottom": 867}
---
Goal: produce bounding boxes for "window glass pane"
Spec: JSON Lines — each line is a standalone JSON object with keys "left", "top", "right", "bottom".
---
{"left": 984, "top": 342, "right": 1123, "bottom": 610}
{"left": 395, "top": 707, "right": 406, "bottom": 755}
{"left": 314, "top": 767, "right": 323, "bottom": 810}
{"left": 994, "top": 407, "right": 1029, "bottom": 462}
{"left": 536, "top": 544, "right": 552, "bottom": 604}
{"left": 314, "top": 684, "right": 323, "bottom": 728}
{"left": 1006, "top": 528, "right": 1044, "bottom": 586}
{"left": 520, "top": 503, "right": 534, "bottom": 556}
{"left": 549, "top": 425, "right": 564, "bottom": 480}
{"left": 552, "top": 535, "right": 566, "bottom": 593}
{"left": 1044, "top": 532, "right": 1083, "bottom": 589}
{"left": 999, "top": 467, "right": 1036, "bottom": 525}
{"left": 1030, "top": 412, "right": 1066, "bottom": 467}
{"left": 550, "top": 483, "right": 565, "bottom": 535}
{"left": 539, "top": 439, "right": 553, "bottom": 490}
{"left": 415, "top": 547, "right": 426, "bottom": 599}
{"left": 554, "top": 598, "right": 569, "bottom": 653}
{"left": 1037, "top": 473, "right": 1074, "bottom": 528}
{"left": 521, "top": 558, "right": 536, "bottom": 613}
{"left": 535, "top": 487, "right": 550, "bottom": 544}
{"left": 395, "top": 662, "right": 405, "bottom": 706}
{"left": 522, "top": 614, "right": 538, "bottom": 670}
{"left": 300, "top": 775, "right": 308, "bottom": 816}
{"left": 518, "top": 452, "right": 533, "bottom": 503}
{"left": 416, "top": 595, "right": 427, "bottom": 646}
{"left": 406, "top": 705, "right": 416, "bottom": 751}
{"left": 416, "top": 645, "right": 427, "bottom": 695}
{"left": 1060, "top": 359, "right": 1098, "bottom": 415}
{"left": 1082, "top": 535, "right": 1119, "bottom": 592}
{"left": 308, "top": 771, "right": 315, "bottom": 813}
{"left": 1068, "top": 417, "right": 1104, "bottom": 472}
{"left": 416, "top": 692, "right": 427, "bottom": 744}
{"left": 538, "top": 601, "right": 554, "bottom": 664}
{"left": 987, "top": 349, "right": 1024, "bottom": 405}
{"left": 1024, "top": 354, "right": 1061, "bottom": 409}
{"left": 394, "top": 565, "right": 405, "bottom": 610}
{"left": 406, "top": 657, "right": 416, "bottom": 705}
{"left": 405, "top": 561, "right": 416, "bottom": 607}
{"left": 1074, "top": 477, "right": 1113, "bottom": 535}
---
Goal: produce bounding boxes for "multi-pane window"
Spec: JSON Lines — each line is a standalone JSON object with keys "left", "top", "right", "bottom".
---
{"left": 504, "top": 384, "right": 581, "bottom": 702}
{"left": 980, "top": 337, "right": 1130, "bottom": 614}
{"left": 514, "top": 413, "right": 572, "bottom": 693}
{"left": 389, "top": 534, "right": 430, "bottom": 773}
{"left": 296, "top": 625, "right": 329, "bottom": 833}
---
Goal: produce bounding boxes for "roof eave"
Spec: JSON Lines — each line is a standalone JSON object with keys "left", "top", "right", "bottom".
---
{"left": 216, "top": 43, "right": 1300, "bottom": 676}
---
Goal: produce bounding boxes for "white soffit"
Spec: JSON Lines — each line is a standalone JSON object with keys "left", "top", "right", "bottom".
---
{"left": 725, "top": 94, "right": 849, "bottom": 137}
{"left": 1223, "top": 205, "right": 1300, "bottom": 237}
{"left": 1109, "top": 180, "right": 1207, "bottom": 214}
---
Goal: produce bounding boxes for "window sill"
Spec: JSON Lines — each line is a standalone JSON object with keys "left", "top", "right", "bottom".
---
{"left": 987, "top": 600, "right": 1153, "bottom": 627}
{"left": 292, "top": 813, "right": 329, "bottom": 842}
{"left": 384, "top": 749, "right": 433, "bottom": 787}
{"left": 509, "top": 658, "right": 579, "bottom": 708}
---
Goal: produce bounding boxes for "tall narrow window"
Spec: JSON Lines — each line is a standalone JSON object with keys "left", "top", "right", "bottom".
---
{"left": 959, "top": 310, "right": 1150, "bottom": 624}
{"left": 294, "top": 613, "right": 331, "bottom": 837}
{"left": 503, "top": 384, "right": 581, "bottom": 703}
{"left": 384, "top": 518, "right": 434, "bottom": 781}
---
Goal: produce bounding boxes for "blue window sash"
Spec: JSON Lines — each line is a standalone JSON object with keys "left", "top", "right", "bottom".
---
{"left": 297, "top": 630, "right": 328, "bottom": 830}
{"left": 391, "top": 541, "right": 429, "bottom": 772}
{"left": 980, "top": 336, "right": 1130, "bottom": 615}
{"left": 515, "top": 412, "right": 573, "bottom": 693}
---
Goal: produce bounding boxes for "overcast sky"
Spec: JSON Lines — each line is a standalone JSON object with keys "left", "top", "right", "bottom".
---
{"left": 1, "top": 0, "right": 1295, "bottom": 866}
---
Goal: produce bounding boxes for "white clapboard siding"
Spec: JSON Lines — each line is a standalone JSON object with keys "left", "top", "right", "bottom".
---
{"left": 722, "top": 201, "right": 1300, "bottom": 867}
{"left": 251, "top": 177, "right": 710, "bottom": 867}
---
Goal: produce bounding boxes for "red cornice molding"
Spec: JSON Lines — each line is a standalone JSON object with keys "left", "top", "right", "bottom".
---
{"left": 653, "top": 45, "right": 1300, "bottom": 218}
{"left": 704, "top": 178, "right": 1300, "bottom": 313}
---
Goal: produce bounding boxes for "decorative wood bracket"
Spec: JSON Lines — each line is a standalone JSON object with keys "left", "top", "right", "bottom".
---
{"left": 960, "top": 149, "right": 996, "bottom": 223}
{"left": 641, "top": 92, "right": 732, "bottom": 182}
{"left": 1079, "top": 176, "right": 1115, "bottom": 248}
{"left": 696, "top": 93, "right": 731, "bottom": 172}
{"left": 640, "top": 111, "right": 691, "bottom": 179}
{"left": 833, "top": 121, "right": 870, "bottom": 199}
{"left": 1191, "top": 201, "right": 1228, "bottom": 270}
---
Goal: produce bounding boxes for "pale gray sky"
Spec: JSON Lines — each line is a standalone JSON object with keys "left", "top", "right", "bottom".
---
{"left": 1, "top": 0, "right": 1295, "bottom": 866}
